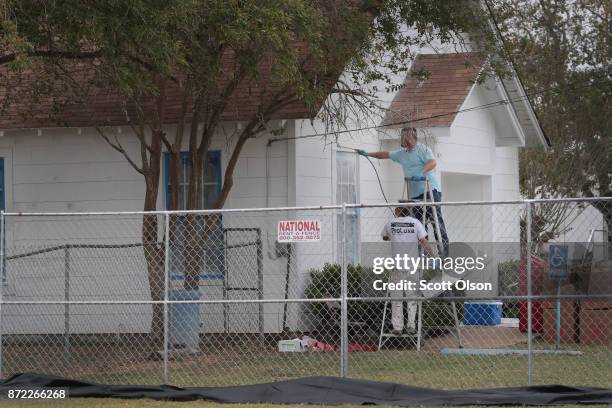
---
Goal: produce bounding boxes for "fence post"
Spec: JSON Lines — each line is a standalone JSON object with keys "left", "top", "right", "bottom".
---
{"left": 163, "top": 213, "right": 170, "bottom": 384}
{"left": 63, "top": 245, "right": 71, "bottom": 367}
{"left": 0, "top": 210, "right": 4, "bottom": 379}
{"left": 525, "top": 200, "right": 533, "bottom": 385}
{"left": 340, "top": 204, "right": 348, "bottom": 377}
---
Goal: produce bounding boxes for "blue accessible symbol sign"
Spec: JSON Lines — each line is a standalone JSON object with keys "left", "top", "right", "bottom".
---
{"left": 548, "top": 244, "right": 569, "bottom": 350}
{"left": 548, "top": 244, "right": 569, "bottom": 279}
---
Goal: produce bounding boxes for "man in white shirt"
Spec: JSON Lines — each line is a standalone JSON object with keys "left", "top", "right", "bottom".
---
{"left": 381, "top": 207, "right": 433, "bottom": 335}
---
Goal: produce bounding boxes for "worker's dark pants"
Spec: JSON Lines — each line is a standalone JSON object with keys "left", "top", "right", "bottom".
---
{"left": 411, "top": 189, "right": 449, "bottom": 257}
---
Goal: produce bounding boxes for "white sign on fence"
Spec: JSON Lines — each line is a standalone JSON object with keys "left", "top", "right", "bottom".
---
{"left": 277, "top": 220, "right": 321, "bottom": 242}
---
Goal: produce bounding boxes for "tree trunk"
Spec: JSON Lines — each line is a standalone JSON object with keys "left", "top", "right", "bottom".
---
{"left": 182, "top": 112, "right": 204, "bottom": 290}
{"left": 142, "top": 133, "right": 163, "bottom": 348}
{"left": 183, "top": 211, "right": 204, "bottom": 290}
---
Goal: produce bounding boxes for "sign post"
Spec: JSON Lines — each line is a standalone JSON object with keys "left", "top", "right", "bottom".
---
{"left": 548, "top": 244, "right": 569, "bottom": 350}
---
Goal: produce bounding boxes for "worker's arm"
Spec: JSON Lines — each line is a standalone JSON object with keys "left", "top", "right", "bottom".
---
{"left": 422, "top": 159, "right": 436, "bottom": 173}
{"left": 381, "top": 223, "right": 390, "bottom": 241}
{"left": 358, "top": 150, "right": 389, "bottom": 159}
{"left": 418, "top": 145, "right": 436, "bottom": 173}
{"left": 415, "top": 220, "right": 433, "bottom": 257}
{"left": 419, "top": 238, "right": 435, "bottom": 257}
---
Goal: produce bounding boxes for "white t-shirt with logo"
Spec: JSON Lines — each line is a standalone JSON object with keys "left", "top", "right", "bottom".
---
{"left": 381, "top": 216, "right": 427, "bottom": 259}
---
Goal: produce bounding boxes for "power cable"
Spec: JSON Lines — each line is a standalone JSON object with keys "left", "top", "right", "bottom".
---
{"left": 267, "top": 79, "right": 602, "bottom": 145}
{"left": 482, "top": 0, "right": 549, "bottom": 144}
{"left": 271, "top": 96, "right": 519, "bottom": 144}
{"left": 294, "top": 72, "right": 602, "bottom": 214}
{"left": 332, "top": 88, "right": 544, "bottom": 210}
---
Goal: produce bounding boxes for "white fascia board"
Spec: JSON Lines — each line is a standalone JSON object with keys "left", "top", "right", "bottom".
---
{"left": 494, "top": 76, "right": 527, "bottom": 146}
{"left": 505, "top": 73, "right": 549, "bottom": 149}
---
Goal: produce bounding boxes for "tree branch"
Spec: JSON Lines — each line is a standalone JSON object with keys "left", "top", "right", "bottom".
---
{"left": 0, "top": 49, "right": 102, "bottom": 65}
{"left": 96, "top": 127, "right": 144, "bottom": 175}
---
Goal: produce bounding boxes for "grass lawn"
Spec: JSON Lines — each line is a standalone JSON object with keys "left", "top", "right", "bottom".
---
{"left": 2, "top": 338, "right": 609, "bottom": 408}
{"left": 2, "top": 347, "right": 610, "bottom": 408}
{"left": 3, "top": 343, "right": 610, "bottom": 390}
{"left": 80, "top": 346, "right": 611, "bottom": 389}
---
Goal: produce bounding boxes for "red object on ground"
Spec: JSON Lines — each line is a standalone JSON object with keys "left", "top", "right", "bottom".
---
{"left": 518, "top": 255, "right": 546, "bottom": 333}
{"left": 578, "top": 262, "right": 612, "bottom": 344}
{"left": 540, "top": 284, "right": 580, "bottom": 344}
{"left": 580, "top": 301, "right": 612, "bottom": 345}
{"left": 347, "top": 343, "right": 377, "bottom": 352}
{"left": 307, "top": 339, "right": 337, "bottom": 352}
{"left": 541, "top": 303, "right": 577, "bottom": 344}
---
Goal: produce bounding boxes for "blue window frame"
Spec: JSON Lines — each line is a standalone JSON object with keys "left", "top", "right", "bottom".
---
{"left": 163, "top": 151, "right": 224, "bottom": 280}
{"left": 164, "top": 151, "right": 222, "bottom": 210}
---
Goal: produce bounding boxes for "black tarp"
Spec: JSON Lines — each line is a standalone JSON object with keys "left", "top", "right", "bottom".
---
{"left": 1, "top": 373, "right": 611, "bottom": 405}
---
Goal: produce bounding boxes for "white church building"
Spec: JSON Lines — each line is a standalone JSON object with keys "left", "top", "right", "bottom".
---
{"left": 0, "top": 47, "right": 556, "bottom": 335}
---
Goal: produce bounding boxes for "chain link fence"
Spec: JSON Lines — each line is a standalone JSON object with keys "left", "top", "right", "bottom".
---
{"left": 0, "top": 198, "right": 610, "bottom": 389}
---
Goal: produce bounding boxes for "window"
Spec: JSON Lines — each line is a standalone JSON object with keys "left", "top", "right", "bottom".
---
{"left": 164, "top": 151, "right": 221, "bottom": 210}
{"left": 163, "top": 151, "right": 223, "bottom": 280}
{"left": 336, "top": 151, "right": 359, "bottom": 264}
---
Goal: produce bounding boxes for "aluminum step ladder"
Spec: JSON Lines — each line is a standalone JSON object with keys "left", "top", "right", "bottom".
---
{"left": 378, "top": 176, "right": 463, "bottom": 351}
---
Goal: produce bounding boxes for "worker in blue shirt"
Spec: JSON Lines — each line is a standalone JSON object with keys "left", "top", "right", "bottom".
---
{"left": 358, "top": 127, "right": 449, "bottom": 256}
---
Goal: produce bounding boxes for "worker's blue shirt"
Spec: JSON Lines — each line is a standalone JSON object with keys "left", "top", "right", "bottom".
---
{"left": 389, "top": 143, "right": 440, "bottom": 198}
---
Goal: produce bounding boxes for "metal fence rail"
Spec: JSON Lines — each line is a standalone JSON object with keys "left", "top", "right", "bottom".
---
{"left": 0, "top": 197, "right": 609, "bottom": 389}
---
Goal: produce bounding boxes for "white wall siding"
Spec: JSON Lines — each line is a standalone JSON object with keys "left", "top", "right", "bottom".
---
{"left": 4, "top": 128, "right": 146, "bottom": 212}
{"left": 553, "top": 205, "right": 606, "bottom": 245}
{"left": 1, "top": 123, "right": 298, "bottom": 335}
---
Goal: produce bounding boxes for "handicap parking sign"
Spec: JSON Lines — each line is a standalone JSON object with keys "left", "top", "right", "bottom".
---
{"left": 548, "top": 244, "right": 569, "bottom": 279}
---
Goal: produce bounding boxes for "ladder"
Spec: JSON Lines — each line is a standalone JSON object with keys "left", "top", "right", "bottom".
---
{"left": 401, "top": 176, "right": 444, "bottom": 255}
{"left": 378, "top": 176, "right": 463, "bottom": 351}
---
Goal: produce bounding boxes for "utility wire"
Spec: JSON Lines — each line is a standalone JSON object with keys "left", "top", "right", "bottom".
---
{"left": 270, "top": 95, "right": 521, "bottom": 144}
{"left": 300, "top": 73, "right": 602, "bottom": 213}
{"left": 267, "top": 79, "right": 601, "bottom": 145}
{"left": 332, "top": 77, "right": 599, "bottom": 211}
{"left": 482, "top": 0, "right": 549, "bottom": 143}
{"left": 329, "top": 84, "right": 557, "bottom": 210}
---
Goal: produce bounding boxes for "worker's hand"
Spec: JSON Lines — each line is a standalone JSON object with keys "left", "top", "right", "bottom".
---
{"left": 356, "top": 149, "right": 369, "bottom": 157}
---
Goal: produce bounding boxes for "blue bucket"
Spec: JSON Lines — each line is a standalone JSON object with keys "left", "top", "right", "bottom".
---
{"left": 463, "top": 301, "right": 502, "bottom": 326}
{"left": 168, "top": 289, "right": 201, "bottom": 350}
